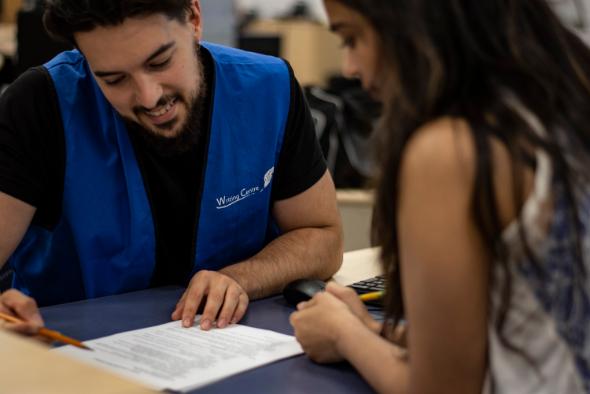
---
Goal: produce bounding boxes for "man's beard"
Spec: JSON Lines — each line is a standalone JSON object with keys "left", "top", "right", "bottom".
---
{"left": 124, "top": 47, "right": 207, "bottom": 157}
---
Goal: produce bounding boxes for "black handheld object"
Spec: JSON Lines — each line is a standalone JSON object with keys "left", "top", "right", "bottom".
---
{"left": 282, "top": 278, "right": 326, "bottom": 306}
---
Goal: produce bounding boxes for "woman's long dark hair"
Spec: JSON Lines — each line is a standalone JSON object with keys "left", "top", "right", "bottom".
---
{"left": 333, "top": 0, "right": 590, "bottom": 363}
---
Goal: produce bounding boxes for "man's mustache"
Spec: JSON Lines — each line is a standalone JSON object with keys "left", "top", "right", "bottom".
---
{"left": 133, "top": 95, "right": 181, "bottom": 114}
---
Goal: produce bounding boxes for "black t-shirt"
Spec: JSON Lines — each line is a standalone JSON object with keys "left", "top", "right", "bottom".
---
{"left": 0, "top": 49, "right": 326, "bottom": 287}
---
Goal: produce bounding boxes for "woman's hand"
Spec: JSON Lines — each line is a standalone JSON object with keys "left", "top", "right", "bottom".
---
{"left": 289, "top": 282, "right": 379, "bottom": 363}
{"left": 324, "top": 282, "right": 382, "bottom": 333}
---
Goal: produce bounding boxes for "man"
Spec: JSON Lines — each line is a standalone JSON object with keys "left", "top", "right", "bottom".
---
{"left": 0, "top": 0, "right": 342, "bottom": 335}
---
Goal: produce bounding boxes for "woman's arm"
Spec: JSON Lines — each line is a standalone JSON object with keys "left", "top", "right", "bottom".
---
{"left": 395, "top": 117, "right": 491, "bottom": 394}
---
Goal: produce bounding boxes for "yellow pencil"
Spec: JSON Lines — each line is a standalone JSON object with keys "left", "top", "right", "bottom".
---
{"left": 0, "top": 311, "right": 92, "bottom": 350}
{"left": 359, "top": 291, "right": 384, "bottom": 302}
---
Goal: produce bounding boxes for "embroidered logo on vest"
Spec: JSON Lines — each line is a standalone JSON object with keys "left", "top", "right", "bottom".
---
{"left": 264, "top": 167, "right": 274, "bottom": 188}
{"left": 215, "top": 167, "right": 275, "bottom": 210}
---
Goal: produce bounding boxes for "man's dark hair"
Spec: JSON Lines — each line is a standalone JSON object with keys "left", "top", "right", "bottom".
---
{"left": 43, "top": 0, "right": 193, "bottom": 46}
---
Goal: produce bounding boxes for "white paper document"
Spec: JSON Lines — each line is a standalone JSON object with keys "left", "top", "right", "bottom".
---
{"left": 56, "top": 319, "right": 303, "bottom": 392}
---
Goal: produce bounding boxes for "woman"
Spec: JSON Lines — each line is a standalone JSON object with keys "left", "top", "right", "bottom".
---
{"left": 289, "top": 1, "right": 590, "bottom": 393}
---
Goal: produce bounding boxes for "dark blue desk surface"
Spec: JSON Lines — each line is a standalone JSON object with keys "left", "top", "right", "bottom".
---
{"left": 41, "top": 287, "right": 374, "bottom": 394}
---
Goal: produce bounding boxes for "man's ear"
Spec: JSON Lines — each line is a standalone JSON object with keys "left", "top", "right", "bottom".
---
{"left": 188, "top": 0, "right": 203, "bottom": 41}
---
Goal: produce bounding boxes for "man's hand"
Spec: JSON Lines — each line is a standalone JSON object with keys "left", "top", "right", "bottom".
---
{"left": 0, "top": 289, "right": 44, "bottom": 335}
{"left": 171, "top": 270, "right": 249, "bottom": 330}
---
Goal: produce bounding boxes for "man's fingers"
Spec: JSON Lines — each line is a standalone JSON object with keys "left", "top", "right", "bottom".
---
{"left": 217, "top": 286, "right": 249, "bottom": 327}
{"left": 171, "top": 291, "right": 188, "bottom": 320}
{"left": 216, "top": 287, "right": 240, "bottom": 329}
{"left": 181, "top": 286, "right": 206, "bottom": 328}
{"left": 230, "top": 293, "right": 249, "bottom": 324}
{"left": 200, "top": 284, "right": 228, "bottom": 331}
{"left": 174, "top": 271, "right": 250, "bottom": 329}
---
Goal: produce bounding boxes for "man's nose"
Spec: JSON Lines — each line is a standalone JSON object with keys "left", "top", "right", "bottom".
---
{"left": 134, "top": 75, "right": 163, "bottom": 109}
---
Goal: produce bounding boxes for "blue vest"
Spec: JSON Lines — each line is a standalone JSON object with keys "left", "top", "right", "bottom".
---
{"left": 8, "top": 43, "right": 290, "bottom": 306}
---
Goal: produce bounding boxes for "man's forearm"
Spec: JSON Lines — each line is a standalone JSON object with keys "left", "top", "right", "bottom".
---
{"left": 220, "top": 225, "right": 343, "bottom": 299}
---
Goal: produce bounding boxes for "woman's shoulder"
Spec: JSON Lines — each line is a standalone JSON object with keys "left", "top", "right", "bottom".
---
{"left": 400, "top": 116, "right": 480, "bottom": 196}
{"left": 402, "top": 116, "right": 534, "bottom": 228}
{"left": 402, "top": 117, "right": 474, "bottom": 170}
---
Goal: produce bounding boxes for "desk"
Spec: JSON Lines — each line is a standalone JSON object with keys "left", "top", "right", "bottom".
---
{"left": 39, "top": 248, "right": 382, "bottom": 394}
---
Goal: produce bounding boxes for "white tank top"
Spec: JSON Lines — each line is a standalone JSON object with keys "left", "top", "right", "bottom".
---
{"left": 485, "top": 101, "right": 590, "bottom": 393}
